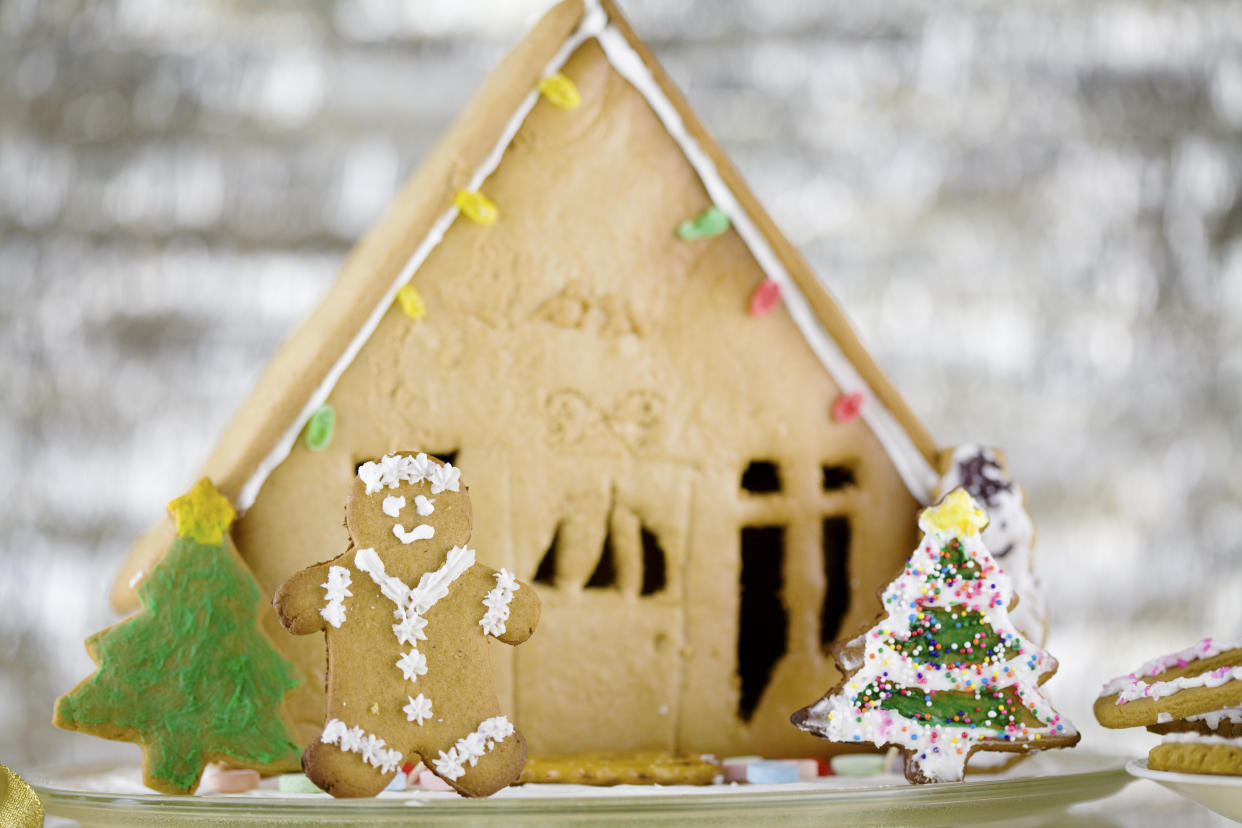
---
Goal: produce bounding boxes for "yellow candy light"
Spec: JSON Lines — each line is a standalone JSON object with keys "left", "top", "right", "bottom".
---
{"left": 454, "top": 190, "right": 498, "bottom": 225}
{"left": 396, "top": 284, "right": 426, "bottom": 320}
{"left": 538, "top": 72, "right": 581, "bottom": 109}
{"left": 920, "top": 488, "right": 988, "bottom": 537}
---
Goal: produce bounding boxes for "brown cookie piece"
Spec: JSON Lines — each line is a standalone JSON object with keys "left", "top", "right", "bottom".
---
{"left": 274, "top": 453, "right": 540, "bottom": 798}
{"left": 1094, "top": 639, "right": 1242, "bottom": 729}
{"left": 1148, "top": 739, "right": 1242, "bottom": 776}
{"left": 519, "top": 751, "right": 722, "bottom": 786}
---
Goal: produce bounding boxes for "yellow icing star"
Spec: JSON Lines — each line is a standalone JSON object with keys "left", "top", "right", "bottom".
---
{"left": 396, "top": 284, "right": 426, "bottom": 320}
{"left": 921, "top": 488, "right": 988, "bottom": 537}
{"left": 168, "top": 478, "right": 235, "bottom": 545}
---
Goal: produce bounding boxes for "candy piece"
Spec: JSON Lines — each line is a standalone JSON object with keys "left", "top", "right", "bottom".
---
{"left": 200, "top": 767, "right": 261, "bottom": 794}
{"left": 795, "top": 759, "right": 819, "bottom": 781}
{"left": 745, "top": 760, "right": 800, "bottom": 784}
{"left": 538, "top": 73, "right": 581, "bottom": 109}
{"left": 721, "top": 756, "right": 759, "bottom": 783}
{"left": 167, "top": 478, "right": 235, "bottom": 546}
{"left": 676, "top": 205, "right": 730, "bottom": 241}
{"left": 305, "top": 404, "right": 336, "bottom": 452}
{"left": 384, "top": 772, "right": 407, "bottom": 791}
{"left": 831, "top": 391, "right": 864, "bottom": 423}
{"left": 417, "top": 769, "right": 454, "bottom": 791}
{"left": 397, "top": 285, "right": 426, "bottom": 321}
{"left": 454, "top": 190, "right": 499, "bottom": 225}
{"left": 278, "top": 773, "right": 325, "bottom": 793}
{"left": 748, "top": 279, "right": 781, "bottom": 317}
{"left": 829, "top": 754, "right": 886, "bottom": 777}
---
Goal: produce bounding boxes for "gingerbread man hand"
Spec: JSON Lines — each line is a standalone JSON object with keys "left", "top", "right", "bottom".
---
{"left": 273, "top": 452, "right": 539, "bottom": 798}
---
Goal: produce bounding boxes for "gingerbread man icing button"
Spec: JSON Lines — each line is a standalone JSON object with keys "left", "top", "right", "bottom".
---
{"left": 274, "top": 452, "right": 540, "bottom": 798}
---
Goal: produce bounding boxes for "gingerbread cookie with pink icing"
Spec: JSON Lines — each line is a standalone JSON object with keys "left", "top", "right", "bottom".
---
{"left": 274, "top": 452, "right": 540, "bottom": 797}
{"left": 1094, "top": 637, "right": 1242, "bottom": 730}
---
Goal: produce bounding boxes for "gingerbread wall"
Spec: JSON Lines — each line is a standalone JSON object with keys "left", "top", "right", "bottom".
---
{"left": 235, "top": 40, "right": 919, "bottom": 756}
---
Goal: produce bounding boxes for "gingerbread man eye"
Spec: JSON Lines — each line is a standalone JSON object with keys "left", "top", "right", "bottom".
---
{"left": 414, "top": 495, "right": 435, "bottom": 516}
{"left": 382, "top": 496, "right": 406, "bottom": 518}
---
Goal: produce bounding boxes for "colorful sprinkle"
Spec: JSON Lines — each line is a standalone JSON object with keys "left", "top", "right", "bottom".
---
{"left": 831, "top": 391, "right": 865, "bottom": 423}
{"left": 677, "top": 205, "right": 730, "bottom": 241}
{"left": 397, "top": 284, "right": 426, "bottom": 320}
{"left": 305, "top": 404, "right": 336, "bottom": 452}
{"left": 454, "top": 190, "right": 498, "bottom": 225}
{"left": 538, "top": 72, "right": 581, "bottom": 109}
{"left": 748, "top": 278, "right": 781, "bottom": 317}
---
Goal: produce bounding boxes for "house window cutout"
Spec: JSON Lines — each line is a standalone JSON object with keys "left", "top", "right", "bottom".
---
{"left": 639, "top": 526, "right": 667, "bottom": 596}
{"left": 821, "top": 464, "right": 855, "bottom": 491}
{"left": 585, "top": 527, "right": 618, "bottom": 589}
{"left": 533, "top": 525, "right": 560, "bottom": 586}
{"left": 820, "top": 516, "right": 851, "bottom": 646}
{"left": 737, "top": 525, "right": 788, "bottom": 722}
{"left": 741, "top": 461, "right": 781, "bottom": 493}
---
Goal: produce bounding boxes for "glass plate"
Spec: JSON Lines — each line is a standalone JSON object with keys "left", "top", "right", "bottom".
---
{"left": 1127, "top": 759, "right": 1242, "bottom": 822}
{"left": 31, "top": 752, "right": 1130, "bottom": 828}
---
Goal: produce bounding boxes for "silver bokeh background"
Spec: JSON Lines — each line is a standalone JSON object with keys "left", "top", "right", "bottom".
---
{"left": 3, "top": 0, "right": 1242, "bottom": 789}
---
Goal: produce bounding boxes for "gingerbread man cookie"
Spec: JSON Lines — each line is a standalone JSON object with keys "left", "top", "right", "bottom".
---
{"left": 274, "top": 453, "right": 540, "bottom": 797}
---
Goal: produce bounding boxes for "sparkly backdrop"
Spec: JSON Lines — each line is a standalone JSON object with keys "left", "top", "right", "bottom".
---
{"left": 3, "top": 0, "right": 1242, "bottom": 798}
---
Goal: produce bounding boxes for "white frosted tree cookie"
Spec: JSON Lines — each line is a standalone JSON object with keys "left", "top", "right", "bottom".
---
{"left": 791, "top": 490, "right": 1079, "bottom": 784}
{"left": 935, "top": 445, "right": 1045, "bottom": 644}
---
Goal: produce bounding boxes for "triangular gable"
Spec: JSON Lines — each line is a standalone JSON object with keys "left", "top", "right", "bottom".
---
{"left": 113, "top": 0, "right": 938, "bottom": 608}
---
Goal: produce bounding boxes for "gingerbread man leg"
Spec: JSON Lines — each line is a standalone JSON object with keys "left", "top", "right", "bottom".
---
{"left": 421, "top": 715, "right": 528, "bottom": 798}
{"left": 304, "top": 716, "right": 403, "bottom": 798}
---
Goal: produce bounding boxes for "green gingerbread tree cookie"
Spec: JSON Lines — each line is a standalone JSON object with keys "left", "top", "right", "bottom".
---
{"left": 54, "top": 479, "right": 301, "bottom": 794}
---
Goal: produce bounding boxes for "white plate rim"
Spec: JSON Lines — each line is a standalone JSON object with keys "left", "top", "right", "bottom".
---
{"left": 1126, "top": 758, "right": 1242, "bottom": 787}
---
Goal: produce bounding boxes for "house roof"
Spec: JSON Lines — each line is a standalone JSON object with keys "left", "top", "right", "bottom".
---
{"left": 112, "top": 0, "right": 939, "bottom": 610}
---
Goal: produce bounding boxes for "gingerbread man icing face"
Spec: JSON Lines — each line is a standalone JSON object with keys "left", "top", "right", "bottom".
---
{"left": 274, "top": 453, "right": 540, "bottom": 798}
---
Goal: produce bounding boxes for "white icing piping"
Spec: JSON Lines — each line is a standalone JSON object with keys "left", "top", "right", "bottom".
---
{"left": 1116, "top": 665, "right": 1242, "bottom": 705}
{"left": 414, "top": 495, "right": 435, "bottom": 516}
{"left": 1160, "top": 731, "right": 1242, "bottom": 748}
{"left": 319, "top": 565, "right": 353, "bottom": 629}
{"left": 321, "top": 718, "right": 403, "bottom": 774}
{"left": 382, "top": 495, "right": 406, "bottom": 517}
{"left": 1100, "top": 637, "right": 1242, "bottom": 698}
{"left": 480, "top": 569, "right": 520, "bottom": 637}
{"left": 432, "top": 716, "right": 515, "bottom": 781}
{"left": 1189, "top": 707, "right": 1242, "bottom": 729}
{"left": 404, "top": 693, "right": 434, "bottom": 726}
{"left": 393, "top": 523, "right": 435, "bottom": 544}
{"left": 234, "top": 1, "right": 937, "bottom": 512}
{"left": 355, "top": 544, "right": 477, "bottom": 693}
{"left": 359, "top": 452, "right": 461, "bottom": 497}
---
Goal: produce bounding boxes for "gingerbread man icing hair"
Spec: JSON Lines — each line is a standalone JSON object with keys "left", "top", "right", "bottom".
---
{"left": 274, "top": 452, "right": 540, "bottom": 797}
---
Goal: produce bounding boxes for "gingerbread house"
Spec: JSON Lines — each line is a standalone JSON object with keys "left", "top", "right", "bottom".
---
{"left": 111, "top": 0, "right": 941, "bottom": 759}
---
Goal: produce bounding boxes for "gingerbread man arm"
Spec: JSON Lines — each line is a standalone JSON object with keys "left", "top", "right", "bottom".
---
{"left": 496, "top": 578, "right": 539, "bottom": 645}
{"left": 273, "top": 561, "right": 336, "bottom": 636}
{"left": 475, "top": 565, "right": 539, "bottom": 646}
